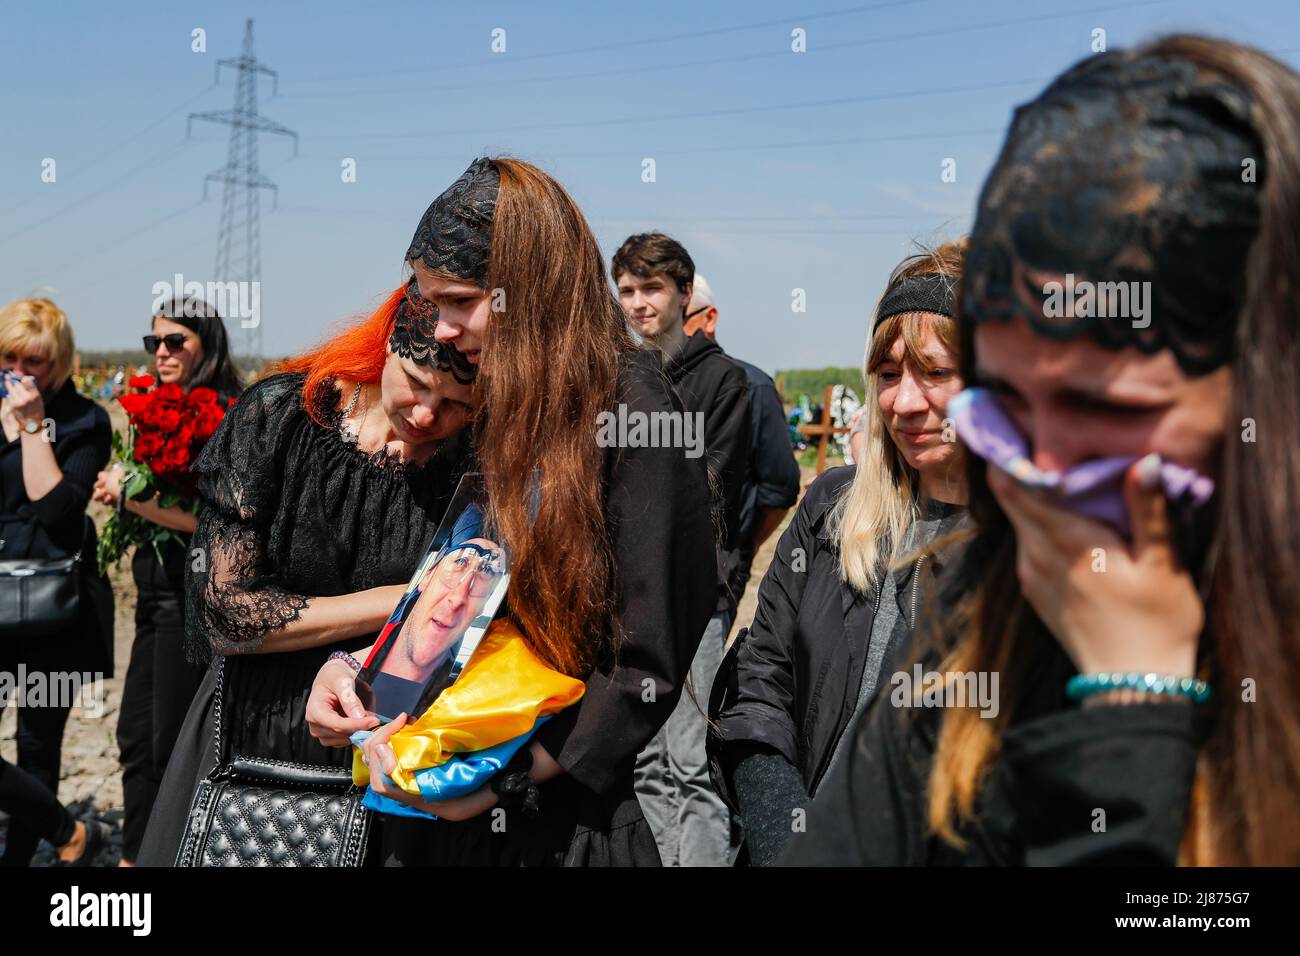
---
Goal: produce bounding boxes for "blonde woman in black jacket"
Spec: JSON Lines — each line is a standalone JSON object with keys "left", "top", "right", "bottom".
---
{"left": 709, "top": 240, "right": 969, "bottom": 865}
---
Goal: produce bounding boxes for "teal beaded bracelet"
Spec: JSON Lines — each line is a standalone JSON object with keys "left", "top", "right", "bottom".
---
{"left": 1066, "top": 672, "right": 1211, "bottom": 704}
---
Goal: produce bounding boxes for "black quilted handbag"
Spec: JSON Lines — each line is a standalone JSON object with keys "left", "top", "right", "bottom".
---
{"left": 175, "top": 658, "right": 372, "bottom": 867}
{"left": 0, "top": 513, "right": 83, "bottom": 640}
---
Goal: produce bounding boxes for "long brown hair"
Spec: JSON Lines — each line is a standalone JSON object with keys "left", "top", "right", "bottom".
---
{"left": 928, "top": 36, "right": 1300, "bottom": 865}
{"left": 273, "top": 161, "right": 633, "bottom": 677}
{"left": 474, "top": 158, "right": 637, "bottom": 677}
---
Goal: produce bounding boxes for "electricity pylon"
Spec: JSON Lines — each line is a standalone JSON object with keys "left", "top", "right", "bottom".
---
{"left": 187, "top": 18, "right": 297, "bottom": 366}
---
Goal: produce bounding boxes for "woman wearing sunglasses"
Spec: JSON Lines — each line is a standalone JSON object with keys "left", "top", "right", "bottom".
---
{"left": 92, "top": 296, "right": 243, "bottom": 866}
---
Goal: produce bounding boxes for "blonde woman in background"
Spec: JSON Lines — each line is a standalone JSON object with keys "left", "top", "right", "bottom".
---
{"left": 0, "top": 299, "right": 113, "bottom": 865}
{"left": 708, "top": 240, "right": 969, "bottom": 865}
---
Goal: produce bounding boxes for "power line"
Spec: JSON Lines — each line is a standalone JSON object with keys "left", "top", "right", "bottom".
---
{"left": 96, "top": 199, "right": 210, "bottom": 251}
{"left": 286, "top": 126, "right": 1003, "bottom": 164}
{"left": 282, "top": 0, "right": 932, "bottom": 86}
{"left": 268, "top": 205, "right": 965, "bottom": 227}
{"left": 277, "top": 0, "right": 1168, "bottom": 101}
{"left": 304, "top": 75, "right": 1043, "bottom": 142}
{"left": 591, "top": 213, "right": 966, "bottom": 222}
{"left": 190, "top": 19, "right": 298, "bottom": 365}
{"left": 62, "top": 228, "right": 213, "bottom": 297}
{"left": 0, "top": 85, "right": 218, "bottom": 221}
{"left": 0, "top": 139, "right": 200, "bottom": 249}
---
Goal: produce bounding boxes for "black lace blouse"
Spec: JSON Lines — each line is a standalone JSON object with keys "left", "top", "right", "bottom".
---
{"left": 184, "top": 372, "right": 470, "bottom": 763}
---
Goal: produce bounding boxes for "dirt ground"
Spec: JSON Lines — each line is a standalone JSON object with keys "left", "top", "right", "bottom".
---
{"left": 0, "top": 405, "right": 818, "bottom": 865}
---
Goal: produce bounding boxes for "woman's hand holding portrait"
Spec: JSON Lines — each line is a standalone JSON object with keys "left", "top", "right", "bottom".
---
{"left": 360, "top": 713, "right": 499, "bottom": 821}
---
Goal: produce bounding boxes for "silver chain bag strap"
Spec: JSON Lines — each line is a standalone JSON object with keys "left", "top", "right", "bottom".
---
{"left": 175, "top": 657, "right": 372, "bottom": 867}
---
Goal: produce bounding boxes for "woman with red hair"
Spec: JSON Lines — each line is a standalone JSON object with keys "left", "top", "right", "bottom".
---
{"left": 306, "top": 157, "right": 718, "bottom": 866}
{"left": 136, "top": 285, "right": 477, "bottom": 864}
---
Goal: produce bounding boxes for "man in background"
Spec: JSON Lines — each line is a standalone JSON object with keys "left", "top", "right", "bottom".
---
{"left": 613, "top": 233, "right": 749, "bottom": 867}
{"left": 684, "top": 275, "right": 800, "bottom": 616}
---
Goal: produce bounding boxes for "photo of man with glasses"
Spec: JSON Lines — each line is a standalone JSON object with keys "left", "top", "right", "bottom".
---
{"left": 356, "top": 501, "right": 509, "bottom": 721}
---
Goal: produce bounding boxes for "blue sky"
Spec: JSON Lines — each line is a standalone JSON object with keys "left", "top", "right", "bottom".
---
{"left": 2, "top": 0, "right": 1296, "bottom": 374}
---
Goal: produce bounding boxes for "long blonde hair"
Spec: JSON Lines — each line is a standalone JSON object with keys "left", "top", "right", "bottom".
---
{"left": 831, "top": 240, "right": 968, "bottom": 593}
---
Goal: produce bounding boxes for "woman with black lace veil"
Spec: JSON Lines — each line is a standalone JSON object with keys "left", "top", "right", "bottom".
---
{"left": 786, "top": 36, "right": 1300, "bottom": 866}
{"left": 135, "top": 289, "right": 477, "bottom": 865}
{"left": 306, "top": 157, "right": 717, "bottom": 866}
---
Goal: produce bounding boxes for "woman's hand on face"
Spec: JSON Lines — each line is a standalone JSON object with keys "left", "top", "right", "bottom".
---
{"left": 305, "top": 658, "right": 379, "bottom": 747}
{"left": 362, "top": 712, "right": 499, "bottom": 821}
{"left": 4, "top": 374, "right": 43, "bottom": 425}
{"left": 988, "top": 454, "right": 1202, "bottom": 678}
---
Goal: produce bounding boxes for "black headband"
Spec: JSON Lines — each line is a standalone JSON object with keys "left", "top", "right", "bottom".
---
{"left": 875, "top": 273, "right": 956, "bottom": 330}
{"left": 405, "top": 158, "right": 500, "bottom": 289}
{"left": 961, "top": 49, "right": 1262, "bottom": 374}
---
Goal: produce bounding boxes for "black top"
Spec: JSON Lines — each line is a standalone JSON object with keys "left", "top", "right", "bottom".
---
{"left": 383, "top": 349, "right": 718, "bottom": 865}
{"left": 0, "top": 378, "right": 113, "bottom": 674}
{"left": 184, "top": 357, "right": 716, "bottom": 851}
{"left": 529, "top": 349, "right": 717, "bottom": 795}
{"left": 1, "top": 378, "right": 110, "bottom": 555}
{"left": 779, "top": 641, "right": 1203, "bottom": 865}
{"left": 184, "top": 372, "right": 471, "bottom": 763}
{"left": 709, "top": 467, "right": 866, "bottom": 802}
{"left": 709, "top": 466, "right": 967, "bottom": 810}
{"left": 728, "top": 353, "right": 801, "bottom": 602}
{"left": 663, "top": 331, "right": 751, "bottom": 616}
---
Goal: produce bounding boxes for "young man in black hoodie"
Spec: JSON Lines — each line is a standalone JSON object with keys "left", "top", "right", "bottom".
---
{"left": 684, "top": 274, "right": 801, "bottom": 610}
{"left": 613, "top": 233, "right": 750, "bottom": 866}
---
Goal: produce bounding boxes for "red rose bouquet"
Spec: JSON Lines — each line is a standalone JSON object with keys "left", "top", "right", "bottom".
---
{"left": 96, "top": 374, "right": 233, "bottom": 573}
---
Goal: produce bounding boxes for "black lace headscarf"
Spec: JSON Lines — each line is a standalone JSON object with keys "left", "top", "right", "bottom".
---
{"left": 389, "top": 158, "right": 501, "bottom": 384}
{"left": 961, "top": 48, "right": 1264, "bottom": 375}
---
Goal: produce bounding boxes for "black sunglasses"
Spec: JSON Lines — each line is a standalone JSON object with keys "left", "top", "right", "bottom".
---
{"left": 143, "top": 333, "right": 188, "bottom": 353}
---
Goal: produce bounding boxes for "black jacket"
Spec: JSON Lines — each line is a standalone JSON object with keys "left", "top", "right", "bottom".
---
{"left": 779, "top": 640, "right": 1203, "bottom": 865}
{"left": 663, "top": 332, "right": 750, "bottom": 615}
{"left": 0, "top": 378, "right": 114, "bottom": 675}
{"left": 708, "top": 466, "right": 966, "bottom": 811}
{"left": 532, "top": 349, "right": 718, "bottom": 798}
{"left": 729, "top": 354, "right": 801, "bottom": 603}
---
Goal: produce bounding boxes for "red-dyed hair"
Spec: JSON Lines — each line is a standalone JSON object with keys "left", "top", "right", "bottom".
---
{"left": 270, "top": 286, "right": 404, "bottom": 424}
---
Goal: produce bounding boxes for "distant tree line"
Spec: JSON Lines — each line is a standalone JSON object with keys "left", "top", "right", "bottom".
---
{"left": 774, "top": 367, "right": 864, "bottom": 404}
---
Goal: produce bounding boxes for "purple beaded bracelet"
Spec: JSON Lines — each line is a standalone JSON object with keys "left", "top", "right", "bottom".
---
{"left": 328, "top": 650, "right": 362, "bottom": 673}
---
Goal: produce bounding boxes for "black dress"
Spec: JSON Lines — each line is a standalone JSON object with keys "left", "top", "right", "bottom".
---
{"left": 136, "top": 372, "right": 470, "bottom": 864}
{"left": 379, "top": 349, "right": 717, "bottom": 866}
